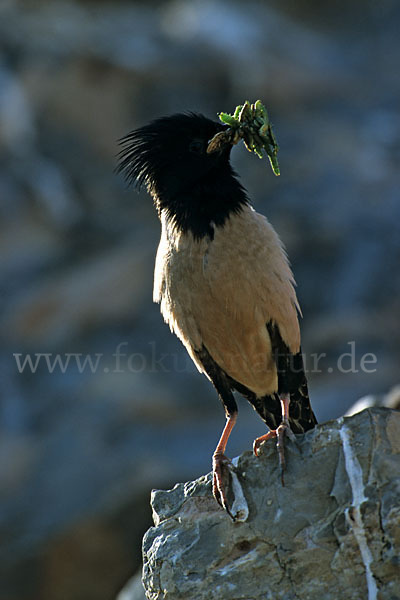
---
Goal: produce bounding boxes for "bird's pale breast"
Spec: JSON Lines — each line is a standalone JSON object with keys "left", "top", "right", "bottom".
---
{"left": 154, "top": 205, "right": 301, "bottom": 397}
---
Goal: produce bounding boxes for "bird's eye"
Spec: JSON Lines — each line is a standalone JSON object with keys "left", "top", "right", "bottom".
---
{"left": 189, "top": 139, "right": 205, "bottom": 155}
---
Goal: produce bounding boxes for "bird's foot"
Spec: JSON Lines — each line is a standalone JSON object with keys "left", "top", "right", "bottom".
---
{"left": 212, "top": 452, "right": 234, "bottom": 516}
{"left": 253, "top": 418, "right": 296, "bottom": 485}
{"left": 212, "top": 452, "right": 248, "bottom": 522}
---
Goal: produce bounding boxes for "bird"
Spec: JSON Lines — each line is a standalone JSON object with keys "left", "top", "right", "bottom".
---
{"left": 117, "top": 111, "right": 317, "bottom": 518}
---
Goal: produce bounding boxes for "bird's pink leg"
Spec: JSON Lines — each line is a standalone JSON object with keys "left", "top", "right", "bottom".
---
{"left": 212, "top": 412, "right": 237, "bottom": 518}
{"left": 253, "top": 394, "right": 294, "bottom": 485}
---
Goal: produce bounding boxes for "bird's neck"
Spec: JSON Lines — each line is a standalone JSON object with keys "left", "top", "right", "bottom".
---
{"left": 154, "top": 166, "right": 249, "bottom": 240}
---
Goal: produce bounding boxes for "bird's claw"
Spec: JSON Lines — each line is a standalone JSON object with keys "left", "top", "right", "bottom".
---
{"left": 212, "top": 453, "right": 249, "bottom": 522}
{"left": 212, "top": 452, "right": 235, "bottom": 518}
{"left": 253, "top": 419, "right": 295, "bottom": 486}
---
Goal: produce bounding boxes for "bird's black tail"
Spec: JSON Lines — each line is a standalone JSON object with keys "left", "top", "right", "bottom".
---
{"left": 255, "top": 385, "right": 316, "bottom": 434}
{"left": 233, "top": 376, "right": 316, "bottom": 434}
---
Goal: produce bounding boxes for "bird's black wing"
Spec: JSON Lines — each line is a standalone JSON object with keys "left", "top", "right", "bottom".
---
{"left": 219, "top": 320, "right": 316, "bottom": 434}
{"left": 256, "top": 320, "right": 317, "bottom": 433}
{"left": 195, "top": 322, "right": 317, "bottom": 435}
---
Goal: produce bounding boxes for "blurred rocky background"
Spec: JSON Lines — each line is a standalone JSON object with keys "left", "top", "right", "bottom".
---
{"left": 0, "top": 0, "right": 399, "bottom": 599}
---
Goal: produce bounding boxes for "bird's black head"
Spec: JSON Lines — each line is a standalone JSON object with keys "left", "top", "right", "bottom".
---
{"left": 117, "top": 112, "right": 248, "bottom": 239}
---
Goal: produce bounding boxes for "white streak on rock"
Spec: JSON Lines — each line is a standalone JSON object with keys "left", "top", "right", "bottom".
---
{"left": 274, "top": 508, "right": 282, "bottom": 523}
{"left": 230, "top": 468, "right": 249, "bottom": 522}
{"left": 339, "top": 425, "right": 377, "bottom": 600}
{"left": 171, "top": 528, "right": 200, "bottom": 566}
{"left": 216, "top": 548, "right": 259, "bottom": 576}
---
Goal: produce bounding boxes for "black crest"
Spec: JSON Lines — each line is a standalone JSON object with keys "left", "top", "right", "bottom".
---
{"left": 116, "top": 112, "right": 248, "bottom": 239}
{"left": 116, "top": 112, "right": 225, "bottom": 192}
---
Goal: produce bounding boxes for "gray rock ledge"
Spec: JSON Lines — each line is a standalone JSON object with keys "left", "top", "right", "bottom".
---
{"left": 141, "top": 408, "right": 400, "bottom": 600}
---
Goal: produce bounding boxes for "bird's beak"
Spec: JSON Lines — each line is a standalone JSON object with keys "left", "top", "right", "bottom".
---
{"left": 206, "top": 130, "right": 234, "bottom": 155}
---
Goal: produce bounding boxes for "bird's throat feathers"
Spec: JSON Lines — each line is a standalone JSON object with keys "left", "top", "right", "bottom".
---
{"left": 154, "top": 166, "right": 249, "bottom": 240}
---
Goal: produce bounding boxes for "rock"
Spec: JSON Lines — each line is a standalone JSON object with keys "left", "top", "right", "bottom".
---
{"left": 1, "top": 236, "right": 154, "bottom": 345}
{"left": 140, "top": 408, "right": 400, "bottom": 600}
{"left": 0, "top": 64, "right": 36, "bottom": 152}
{"left": 346, "top": 384, "right": 400, "bottom": 415}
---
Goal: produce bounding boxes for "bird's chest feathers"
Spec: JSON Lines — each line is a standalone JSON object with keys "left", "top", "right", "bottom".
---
{"left": 154, "top": 216, "right": 246, "bottom": 326}
{"left": 153, "top": 221, "right": 215, "bottom": 338}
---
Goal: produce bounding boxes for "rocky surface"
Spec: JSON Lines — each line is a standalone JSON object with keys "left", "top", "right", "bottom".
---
{"left": 140, "top": 408, "right": 400, "bottom": 600}
{"left": 1, "top": 0, "right": 400, "bottom": 598}
{"left": 346, "top": 383, "right": 400, "bottom": 415}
